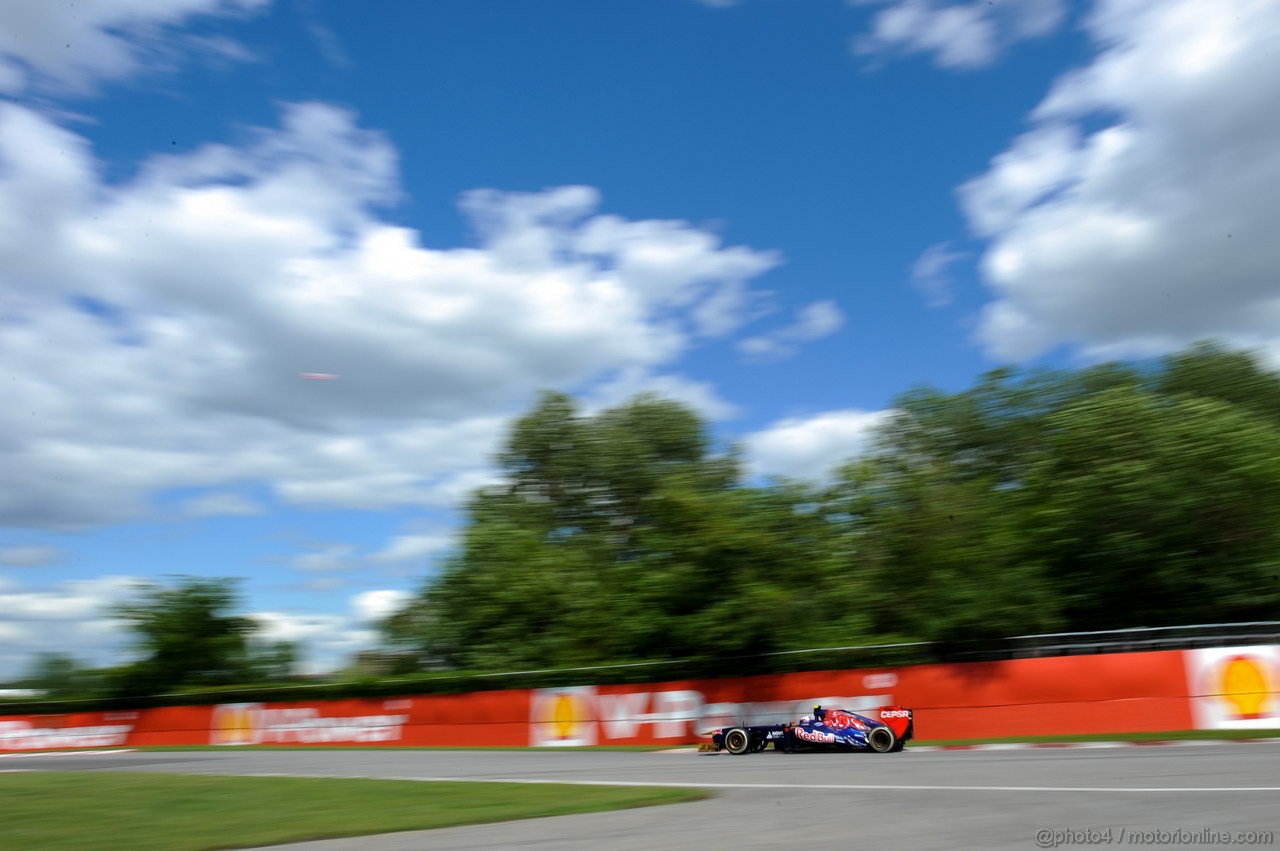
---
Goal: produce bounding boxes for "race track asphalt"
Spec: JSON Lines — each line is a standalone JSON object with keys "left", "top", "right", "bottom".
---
{"left": 11, "top": 743, "right": 1280, "bottom": 850}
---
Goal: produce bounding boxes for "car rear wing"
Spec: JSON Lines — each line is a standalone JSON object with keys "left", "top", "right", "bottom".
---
{"left": 876, "top": 705, "right": 914, "bottom": 741}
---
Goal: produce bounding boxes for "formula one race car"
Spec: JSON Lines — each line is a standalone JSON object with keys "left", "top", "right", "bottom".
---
{"left": 700, "top": 705, "right": 914, "bottom": 754}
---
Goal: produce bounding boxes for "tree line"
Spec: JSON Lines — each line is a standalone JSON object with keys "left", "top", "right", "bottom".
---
{"left": 11, "top": 578, "right": 299, "bottom": 701}
{"left": 382, "top": 342, "right": 1280, "bottom": 671}
{"left": 10, "top": 342, "right": 1280, "bottom": 701}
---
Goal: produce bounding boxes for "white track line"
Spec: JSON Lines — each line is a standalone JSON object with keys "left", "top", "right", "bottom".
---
{"left": 0, "top": 749, "right": 135, "bottom": 759}
{"left": 237, "top": 773, "right": 1280, "bottom": 794}
{"left": 686, "top": 739, "right": 1278, "bottom": 753}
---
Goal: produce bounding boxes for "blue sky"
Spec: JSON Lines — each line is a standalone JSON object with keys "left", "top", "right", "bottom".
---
{"left": 2, "top": 0, "right": 1277, "bottom": 679}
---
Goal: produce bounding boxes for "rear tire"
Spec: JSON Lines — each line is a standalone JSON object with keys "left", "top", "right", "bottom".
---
{"left": 724, "top": 728, "right": 751, "bottom": 755}
{"left": 867, "top": 726, "right": 897, "bottom": 753}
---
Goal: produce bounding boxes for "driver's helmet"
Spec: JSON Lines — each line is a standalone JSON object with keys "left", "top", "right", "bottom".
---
{"left": 812, "top": 704, "right": 824, "bottom": 722}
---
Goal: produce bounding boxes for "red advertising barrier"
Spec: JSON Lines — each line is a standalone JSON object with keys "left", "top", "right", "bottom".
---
{"left": 2, "top": 646, "right": 1275, "bottom": 752}
{"left": 529, "top": 650, "right": 1195, "bottom": 746}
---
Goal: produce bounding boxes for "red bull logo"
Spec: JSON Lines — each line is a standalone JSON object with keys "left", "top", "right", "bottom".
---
{"left": 795, "top": 727, "right": 836, "bottom": 744}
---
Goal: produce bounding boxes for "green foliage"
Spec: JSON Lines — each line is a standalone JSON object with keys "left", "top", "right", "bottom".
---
{"left": 109, "top": 577, "right": 261, "bottom": 695}
{"left": 246, "top": 640, "right": 301, "bottom": 682}
{"left": 387, "top": 342, "right": 1280, "bottom": 673}
{"left": 15, "top": 653, "right": 101, "bottom": 699}
{"left": 1022, "top": 386, "right": 1280, "bottom": 628}
{"left": 14, "top": 340, "right": 1280, "bottom": 713}
{"left": 1, "top": 772, "right": 706, "bottom": 851}
{"left": 387, "top": 391, "right": 862, "bottom": 672}
{"left": 1156, "top": 341, "right": 1280, "bottom": 424}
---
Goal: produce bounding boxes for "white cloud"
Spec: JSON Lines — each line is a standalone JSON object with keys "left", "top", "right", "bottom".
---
{"left": 369, "top": 534, "right": 452, "bottom": 565}
{"left": 961, "top": 0, "right": 1280, "bottom": 362}
{"left": 853, "top": 0, "right": 1066, "bottom": 69}
{"left": 297, "top": 0, "right": 351, "bottom": 70}
{"left": 744, "top": 409, "right": 893, "bottom": 482}
{"left": 0, "top": 575, "right": 138, "bottom": 680}
{"left": 738, "top": 300, "right": 845, "bottom": 360}
{"left": 0, "top": 572, "right": 396, "bottom": 679}
{"left": 181, "top": 492, "right": 263, "bottom": 517}
{"left": 248, "top": 608, "right": 383, "bottom": 674}
{"left": 912, "top": 241, "right": 969, "bottom": 307}
{"left": 284, "top": 528, "right": 453, "bottom": 581}
{"left": 582, "top": 368, "right": 741, "bottom": 421}
{"left": 0, "top": 0, "right": 269, "bottom": 95}
{"left": 0, "top": 102, "right": 782, "bottom": 530}
{"left": 352, "top": 589, "right": 411, "bottom": 624}
{"left": 249, "top": 610, "right": 345, "bottom": 643}
{"left": 292, "top": 544, "right": 359, "bottom": 573}
{"left": 960, "top": 124, "right": 1083, "bottom": 237}
{"left": 0, "top": 576, "right": 139, "bottom": 621}
{"left": 0, "top": 545, "right": 62, "bottom": 567}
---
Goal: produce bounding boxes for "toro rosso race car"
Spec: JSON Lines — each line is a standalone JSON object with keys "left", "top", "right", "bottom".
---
{"left": 701, "top": 705, "right": 914, "bottom": 754}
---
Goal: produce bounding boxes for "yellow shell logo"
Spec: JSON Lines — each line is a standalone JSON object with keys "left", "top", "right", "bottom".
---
{"left": 547, "top": 693, "right": 584, "bottom": 741}
{"left": 1217, "top": 656, "right": 1274, "bottom": 720}
{"left": 531, "top": 687, "right": 596, "bottom": 746}
{"left": 211, "top": 704, "right": 259, "bottom": 745}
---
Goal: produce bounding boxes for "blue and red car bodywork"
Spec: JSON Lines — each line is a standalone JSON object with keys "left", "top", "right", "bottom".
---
{"left": 702, "top": 706, "right": 914, "bottom": 754}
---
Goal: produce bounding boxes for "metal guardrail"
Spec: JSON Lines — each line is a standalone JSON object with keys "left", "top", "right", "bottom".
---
{"left": 4, "top": 622, "right": 1278, "bottom": 710}
{"left": 949, "top": 622, "right": 1280, "bottom": 662}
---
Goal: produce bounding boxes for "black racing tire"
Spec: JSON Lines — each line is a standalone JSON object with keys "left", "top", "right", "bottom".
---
{"left": 724, "top": 727, "right": 752, "bottom": 755}
{"left": 867, "top": 726, "right": 897, "bottom": 754}
{"left": 889, "top": 738, "right": 906, "bottom": 752}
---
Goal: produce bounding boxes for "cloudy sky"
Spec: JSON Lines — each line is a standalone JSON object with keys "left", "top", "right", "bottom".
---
{"left": 2, "top": 0, "right": 1276, "bottom": 680}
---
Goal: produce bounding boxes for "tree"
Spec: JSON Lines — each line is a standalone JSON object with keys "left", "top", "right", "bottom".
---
{"left": 110, "top": 576, "right": 259, "bottom": 694}
{"left": 388, "top": 342, "right": 1280, "bottom": 674}
{"left": 822, "top": 456, "right": 1062, "bottom": 652}
{"left": 388, "top": 391, "right": 842, "bottom": 671}
{"left": 17, "top": 653, "right": 98, "bottom": 699}
{"left": 246, "top": 640, "right": 300, "bottom": 682}
{"left": 1155, "top": 341, "right": 1280, "bottom": 426}
{"left": 1021, "top": 386, "right": 1280, "bottom": 629}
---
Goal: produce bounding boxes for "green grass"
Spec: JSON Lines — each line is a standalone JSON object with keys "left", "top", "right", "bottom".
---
{"left": 908, "top": 728, "right": 1280, "bottom": 747}
{"left": 0, "top": 772, "right": 710, "bottom": 851}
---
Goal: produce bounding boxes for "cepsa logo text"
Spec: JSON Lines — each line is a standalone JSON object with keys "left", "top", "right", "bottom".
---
{"left": 0, "top": 720, "right": 133, "bottom": 751}
{"left": 210, "top": 704, "right": 408, "bottom": 745}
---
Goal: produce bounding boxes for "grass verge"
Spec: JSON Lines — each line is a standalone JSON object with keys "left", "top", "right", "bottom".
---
{"left": 0, "top": 772, "right": 710, "bottom": 851}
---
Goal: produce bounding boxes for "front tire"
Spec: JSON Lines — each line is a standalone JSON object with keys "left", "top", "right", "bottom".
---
{"left": 724, "top": 728, "right": 751, "bottom": 755}
{"left": 867, "top": 726, "right": 897, "bottom": 753}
